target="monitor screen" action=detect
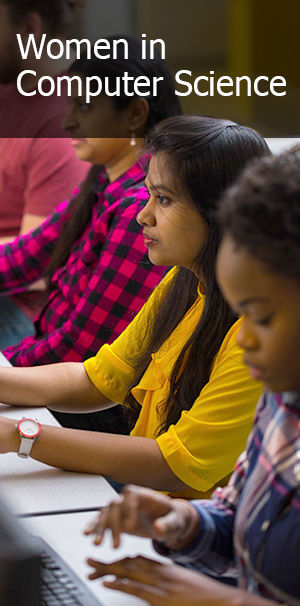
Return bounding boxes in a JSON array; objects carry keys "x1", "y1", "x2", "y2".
[{"x1": 0, "y1": 491, "x2": 41, "y2": 606}]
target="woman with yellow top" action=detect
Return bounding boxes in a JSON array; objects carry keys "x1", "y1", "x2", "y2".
[{"x1": 0, "y1": 116, "x2": 270, "y2": 498}]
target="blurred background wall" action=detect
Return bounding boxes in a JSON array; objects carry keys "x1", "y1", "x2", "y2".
[
  {"x1": 78, "y1": 0, "x2": 135, "y2": 39},
  {"x1": 77, "y1": 0, "x2": 300, "y2": 136}
]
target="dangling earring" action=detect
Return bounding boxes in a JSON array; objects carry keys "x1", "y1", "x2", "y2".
[{"x1": 130, "y1": 131, "x2": 137, "y2": 147}]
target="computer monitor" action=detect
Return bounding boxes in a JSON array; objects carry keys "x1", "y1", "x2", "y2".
[{"x1": 0, "y1": 491, "x2": 41, "y2": 606}]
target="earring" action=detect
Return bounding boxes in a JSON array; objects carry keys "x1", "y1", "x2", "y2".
[{"x1": 130, "y1": 132, "x2": 137, "y2": 147}]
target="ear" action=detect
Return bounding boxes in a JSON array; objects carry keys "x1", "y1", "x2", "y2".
[
  {"x1": 127, "y1": 98, "x2": 150, "y2": 136},
  {"x1": 21, "y1": 11, "x2": 44, "y2": 41}
]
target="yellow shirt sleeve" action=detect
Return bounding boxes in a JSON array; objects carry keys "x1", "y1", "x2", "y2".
[
  {"x1": 84, "y1": 267, "x2": 176, "y2": 402},
  {"x1": 84, "y1": 268, "x2": 262, "y2": 500},
  {"x1": 156, "y1": 318, "x2": 263, "y2": 498}
]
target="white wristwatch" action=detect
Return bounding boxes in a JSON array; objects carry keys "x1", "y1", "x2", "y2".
[{"x1": 16, "y1": 418, "x2": 42, "y2": 458}]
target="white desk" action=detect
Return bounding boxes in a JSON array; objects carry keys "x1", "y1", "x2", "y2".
[
  {"x1": 0, "y1": 351, "x2": 116, "y2": 515},
  {"x1": 265, "y1": 137, "x2": 300, "y2": 154},
  {"x1": 0, "y1": 351, "x2": 12, "y2": 367},
  {"x1": 0, "y1": 352, "x2": 165, "y2": 605},
  {"x1": 0, "y1": 403, "x2": 116, "y2": 516},
  {"x1": 24, "y1": 510, "x2": 167, "y2": 606}
]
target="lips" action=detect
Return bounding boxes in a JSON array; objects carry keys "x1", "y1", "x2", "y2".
[
  {"x1": 70, "y1": 138, "x2": 85, "y2": 147},
  {"x1": 143, "y1": 232, "x2": 158, "y2": 246},
  {"x1": 244, "y1": 359, "x2": 266, "y2": 381}
]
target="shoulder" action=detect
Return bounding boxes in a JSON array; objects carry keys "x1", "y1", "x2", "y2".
[
  {"x1": 154, "y1": 266, "x2": 178, "y2": 291},
  {"x1": 118, "y1": 182, "x2": 148, "y2": 209},
  {"x1": 213, "y1": 317, "x2": 247, "y2": 368},
  {"x1": 48, "y1": 199, "x2": 72, "y2": 224},
  {"x1": 131, "y1": 267, "x2": 178, "y2": 319},
  {"x1": 222, "y1": 316, "x2": 243, "y2": 346},
  {"x1": 114, "y1": 156, "x2": 149, "y2": 209},
  {"x1": 209, "y1": 316, "x2": 264, "y2": 403}
]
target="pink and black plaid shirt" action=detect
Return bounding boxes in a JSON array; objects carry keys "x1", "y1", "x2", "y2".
[{"x1": 1, "y1": 156, "x2": 166, "y2": 366}]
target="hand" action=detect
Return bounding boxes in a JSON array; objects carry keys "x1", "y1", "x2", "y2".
[
  {"x1": 0, "y1": 415, "x2": 19, "y2": 454},
  {"x1": 85, "y1": 484, "x2": 200, "y2": 549},
  {"x1": 87, "y1": 556, "x2": 238, "y2": 606}
]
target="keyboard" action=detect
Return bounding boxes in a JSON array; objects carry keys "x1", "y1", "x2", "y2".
[{"x1": 34, "y1": 536, "x2": 102, "y2": 606}]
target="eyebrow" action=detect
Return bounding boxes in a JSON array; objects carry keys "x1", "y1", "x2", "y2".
[
  {"x1": 238, "y1": 297, "x2": 271, "y2": 308},
  {"x1": 70, "y1": 96, "x2": 88, "y2": 103},
  {"x1": 145, "y1": 177, "x2": 175, "y2": 196}
]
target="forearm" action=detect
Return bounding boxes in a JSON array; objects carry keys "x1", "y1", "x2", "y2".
[
  {"x1": 0, "y1": 363, "x2": 110, "y2": 412},
  {"x1": 224, "y1": 587, "x2": 279, "y2": 606},
  {"x1": 0, "y1": 236, "x2": 15, "y2": 244},
  {"x1": 7, "y1": 420, "x2": 186, "y2": 491},
  {"x1": 20, "y1": 213, "x2": 48, "y2": 235}
]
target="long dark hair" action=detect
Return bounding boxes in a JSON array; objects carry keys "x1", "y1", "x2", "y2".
[
  {"x1": 123, "y1": 115, "x2": 271, "y2": 435},
  {"x1": 46, "y1": 35, "x2": 182, "y2": 283}
]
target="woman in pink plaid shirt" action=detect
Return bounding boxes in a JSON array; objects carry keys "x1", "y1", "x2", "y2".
[{"x1": 0, "y1": 35, "x2": 181, "y2": 433}]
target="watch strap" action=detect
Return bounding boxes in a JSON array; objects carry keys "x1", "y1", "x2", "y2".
[{"x1": 18, "y1": 436, "x2": 36, "y2": 458}]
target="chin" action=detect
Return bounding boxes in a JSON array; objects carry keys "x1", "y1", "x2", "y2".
[
  {"x1": 147, "y1": 252, "x2": 163, "y2": 266},
  {"x1": 75, "y1": 150, "x2": 89, "y2": 162}
]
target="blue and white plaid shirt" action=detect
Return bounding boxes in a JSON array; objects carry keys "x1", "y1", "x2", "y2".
[{"x1": 157, "y1": 391, "x2": 300, "y2": 605}]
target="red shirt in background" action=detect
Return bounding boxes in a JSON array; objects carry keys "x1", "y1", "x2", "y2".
[
  {"x1": 0, "y1": 78, "x2": 89, "y2": 321},
  {"x1": 0, "y1": 77, "x2": 89, "y2": 237},
  {"x1": 0, "y1": 137, "x2": 89, "y2": 237}
]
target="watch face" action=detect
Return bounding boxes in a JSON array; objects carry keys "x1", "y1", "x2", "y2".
[{"x1": 18, "y1": 418, "x2": 41, "y2": 439}]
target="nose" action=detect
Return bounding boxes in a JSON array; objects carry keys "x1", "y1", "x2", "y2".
[
  {"x1": 62, "y1": 105, "x2": 78, "y2": 133},
  {"x1": 137, "y1": 196, "x2": 156, "y2": 227},
  {"x1": 237, "y1": 317, "x2": 259, "y2": 352}
]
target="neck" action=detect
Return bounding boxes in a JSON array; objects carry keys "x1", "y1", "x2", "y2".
[{"x1": 190, "y1": 264, "x2": 206, "y2": 287}]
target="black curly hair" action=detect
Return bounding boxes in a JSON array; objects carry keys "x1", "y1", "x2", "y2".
[{"x1": 217, "y1": 146, "x2": 300, "y2": 282}]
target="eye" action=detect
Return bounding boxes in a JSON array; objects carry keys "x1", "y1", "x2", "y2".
[
  {"x1": 77, "y1": 101, "x2": 90, "y2": 111},
  {"x1": 157, "y1": 194, "x2": 171, "y2": 206},
  {"x1": 256, "y1": 314, "x2": 274, "y2": 326}
]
